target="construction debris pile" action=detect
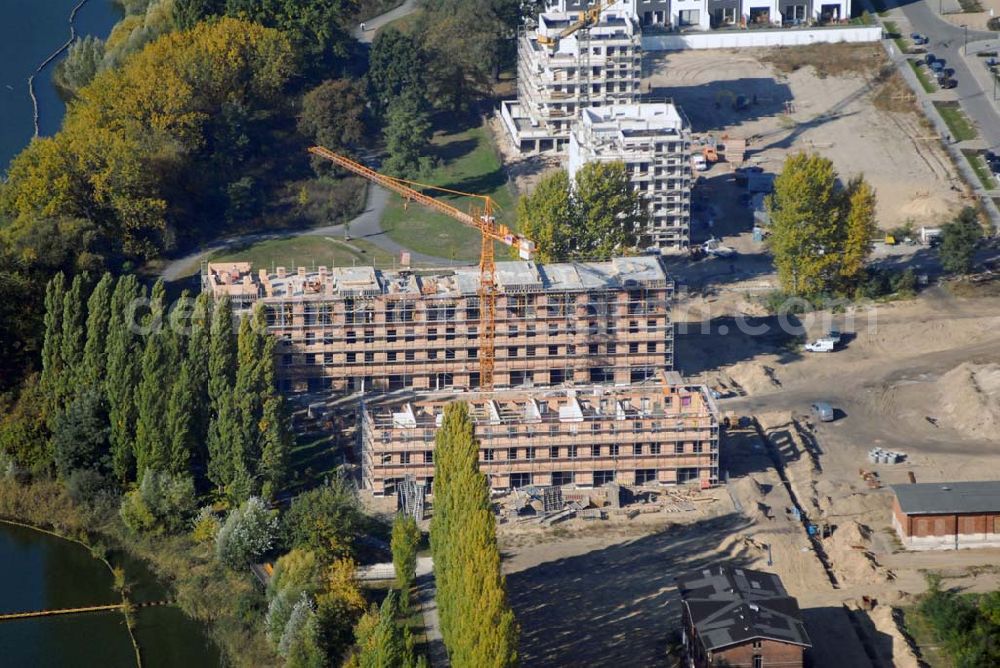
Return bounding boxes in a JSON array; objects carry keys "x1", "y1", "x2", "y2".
[{"x1": 495, "y1": 483, "x2": 713, "y2": 526}]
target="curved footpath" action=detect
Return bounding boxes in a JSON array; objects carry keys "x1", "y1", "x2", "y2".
[
  {"x1": 352, "y1": 0, "x2": 419, "y2": 43},
  {"x1": 159, "y1": 184, "x2": 463, "y2": 282}
]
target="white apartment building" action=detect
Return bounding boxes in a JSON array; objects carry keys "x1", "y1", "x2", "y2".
[
  {"x1": 547, "y1": 0, "x2": 851, "y2": 29},
  {"x1": 500, "y1": 7, "x2": 642, "y2": 153},
  {"x1": 568, "y1": 103, "x2": 692, "y2": 251}
]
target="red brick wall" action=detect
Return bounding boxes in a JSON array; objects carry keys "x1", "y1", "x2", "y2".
[
  {"x1": 892, "y1": 497, "x2": 910, "y2": 536},
  {"x1": 899, "y1": 511, "x2": 1000, "y2": 542},
  {"x1": 710, "y1": 639, "x2": 805, "y2": 667}
]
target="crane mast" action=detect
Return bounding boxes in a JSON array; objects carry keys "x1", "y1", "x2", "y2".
[{"x1": 307, "y1": 146, "x2": 535, "y2": 391}]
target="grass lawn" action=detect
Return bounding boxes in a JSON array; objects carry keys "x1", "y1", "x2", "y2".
[
  {"x1": 962, "y1": 149, "x2": 997, "y2": 189},
  {"x1": 883, "y1": 21, "x2": 909, "y2": 54},
  {"x1": 375, "y1": 7, "x2": 422, "y2": 35},
  {"x1": 908, "y1": 59, "x2": 936, "y2": 93},
  {"x1": 380, "y1": 123, "x2": 517, "y2": 264},
  {"x1": 211, "y1": 235, "x2": 406, "y2": 272},
  {"x1": 958, "y1": 0, "x2": 984, "y2": 11},
  {"x1": 287, "y1": 433, "x2": 339, "y2": 494},
  {"x1": 900, "y1": 606, "x2": 954, "y2": 667},
  {"x1": 934, "y1": 102, "x2": 978, "y2": 141}
]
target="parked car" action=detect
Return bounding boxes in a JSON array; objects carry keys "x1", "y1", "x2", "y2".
[
  {"x1": 924, "y1": 53, "x2": 936, "y2": 65},
  {"x1": 930, "y1": 60, "x2": 945, "y2": 73},
  {"x1": 804, "y1": 338, "x2": 837, "y2": 353},
  {"x1": 811, "y1": 402, "x2": 835, "y2": 422},
  {"x1": 911, "y1": 33, "x2": 928, "y2": 45},
  {"x1": 939, "y1": 77, "x2": 957, "y2": 89}
]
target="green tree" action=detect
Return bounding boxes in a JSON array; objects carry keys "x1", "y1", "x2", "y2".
[
  {"x1": 216, "y1": 496, "x2": 278, "y2": 568},
  {"x1": 258, "y1": 396, "x2": 291, "y2": 500},
  {"x1": 391, "y1": 514, "x2": 420, "y2": 607},
  {"x1": 282, "y1": 480, "x2": 365, "y2": 560},
  {"x1": 164, "y1": 362, "x2": 195, "y2": 474},
  {"x1": 207, "y1": 296, "x2": 237, "y2": 490},
  {"x1": 315, "y1": 558, "x2": 368, "y2": 662},
  {"x1": 224, "y1": 0, "x2": 356, "y2": 75},
  {"x1": 840, "y1": 177, "x2": 878, "y2": 293},
  {"x1": 516, "y1": 170, "x2": 573, "y2": 263},
  {"x1": 382, "y1": 90, "x2": 432, "y2": 179},
  {"x1": 81, "y1": 272, "x2": 114, "y2": 390},
  {"x1": 54, "y1": 36, "x2": 105, "y2": 98},
  {"x1": 0, "y1": 374, "x2": 51, "y2": 473},
  {"x1": 59, "y1": 272, "x2": 88, "y2": 401},
  {"x1": 939, "y1": 206, "x2": 983, "y2": 275},
  {"x1": 107, "y1": 275, "x2": 143, "y2": 483},
  {"x1": 299, "y1": 78, "x2": 368, "y2": 153},
  {"x1": 355, "y1": 590, "x2": 406, "y2": 668},
  {"x1": 766, "y1": 153, "x2": 877, "y2": 297},
  {"x1": 366, "y1": 28, "x2": 426, "y2": 119},
  {"x1": 431, "y1": 402, "x2": 518, "y2": 667},
  {"x1": 39, "y1": 272, "x2": 67, "y2": 418},
  {"x1": 187, "y1": 292, "x2": 213, "y2": 464},
  {"x1": 51, "y1": 388, "x2": 110, "y2": 479},
  {"x1": 573, "y1": 161, "x2": 646, "y2": 259},
  {"x1": 280, "y1": 594, "x2": 325, "y2": 667},
  {"x1": 515, "y1": 163, "x2": 644, "y2": 261},
  {"x1": 173, "y1": 0, "x2": 224, "y2": 30},
  {"x1": 134, "y1": 329, "x2": 177, "y2": 477}
]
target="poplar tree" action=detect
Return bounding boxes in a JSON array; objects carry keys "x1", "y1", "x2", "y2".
[
  {"x1": 165, "y1": 362, "x2": 195, "y2": 474},
  {"x1": 107, "y1": 276, "x2": 142, "y2": 483},
  {"x1": 134, "y1": 330, "x2": 175, "y2": 476},
  {"x1": 40, "y1": 273, "x2": 66, "y2": 420},
  {"x1": 81, "y1": 272, "x2": 114, "y2": 390},
  {"x1": 59, "y1": 272, "x2": 88, "y2": 402},
  {"x1": 207, "y1": 296, "x2": 237, "y2": 490},
  {"x1": 187, "y1": 292, "x2": 213, "y2": 457},
  {"x1": 392, "y1": 514, "x2": 421, "y2": 609},
  {"x1": 431, "y1": 402, "x2": 518, "y2": 667},
  {"x1": 840, "y1": 177, "x2": 878, "y2": 293},
  {"x1": 258, "y1": 396, "x2": 290, "y2": 501},
  {"x1": 356, "y1": 590, "x2": 406, "y2": 668}
]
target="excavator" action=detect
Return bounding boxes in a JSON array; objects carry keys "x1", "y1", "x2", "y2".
[
  {"x1": 308, "y1": 146, "x2": 535, "y2": 392},
  {"x1": 536, "y1": 0, "x2": 618, "y2": 48}
]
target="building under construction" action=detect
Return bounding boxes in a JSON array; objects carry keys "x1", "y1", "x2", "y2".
[
  {"x1": 203, "y1": 256, "x2": 675, "y2": 394},
  {"x1": 500, "y1": 6, "x2": 642, "y2": 153},
  {"x1": 360, "y1": 380, "x2": 720, "y2": 495}
]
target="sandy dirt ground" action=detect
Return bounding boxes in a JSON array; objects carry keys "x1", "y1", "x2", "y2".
[
  {"x1": 645, "y1": 46, "x2": 966, "y2": 232},
  {"x1": 500, "y1": 284, "x2": 1000, "y2": 667}
]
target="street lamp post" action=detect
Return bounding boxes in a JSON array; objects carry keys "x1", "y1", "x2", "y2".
[{"x1": 962, "y1": 24, "x2": 968, "y2": 55}]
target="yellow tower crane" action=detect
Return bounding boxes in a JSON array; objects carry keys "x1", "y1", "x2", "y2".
[
  {"x1": 536, "y1": 0, "x2": 618, "y2": 48},
  {"x1": 308, "y1": 146, "x2": 535, "y2": 391}
]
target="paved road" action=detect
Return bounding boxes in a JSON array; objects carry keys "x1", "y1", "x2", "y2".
[
  {"x1": 353, "y1": 0, "x2": 419, "y2": 43},
  {"x1": 893, "y1": 2, "x2": 1000, "y2": 149}
]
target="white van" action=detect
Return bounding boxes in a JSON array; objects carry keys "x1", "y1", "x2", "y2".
[{"x1": 804, "y1": 337, "x2": 836, "y2": 353}]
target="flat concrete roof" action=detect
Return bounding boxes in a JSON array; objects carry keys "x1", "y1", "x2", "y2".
[
  {"x1": 207, "y1": 256, "x2": 671, "y2": 301},
  {"x1": 892, "y1": 481, "x2": 1000, "y2": 515}
]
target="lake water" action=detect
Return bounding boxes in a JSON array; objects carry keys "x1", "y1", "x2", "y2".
[
  {"x1": 0, "y1": 522, "x2": 221, "y2": 667},
  {"x1": 0, "y1": 0, "x2": 122, "y2": 171}
]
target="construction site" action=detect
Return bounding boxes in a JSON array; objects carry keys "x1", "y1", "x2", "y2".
[
  {"x1": 193, "y1": 3, "x2": 1000, "y2": 667},
  {"x1": 203, "y1": 255, "x2": 675, "y2": 394},
  {"x1": 360, "y1": 379, "x2": 719, "y2": 495}
]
